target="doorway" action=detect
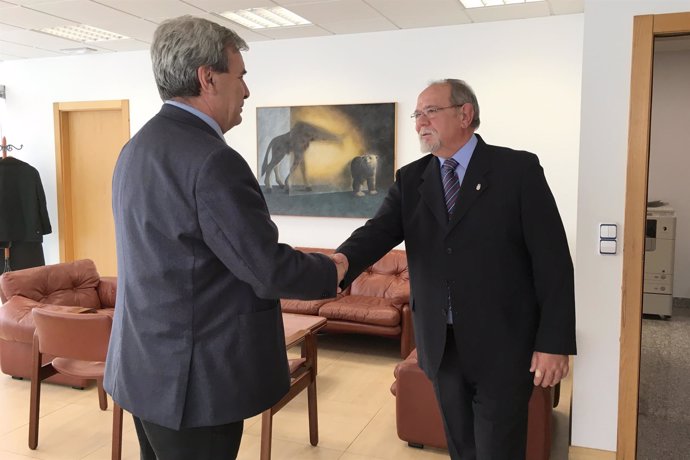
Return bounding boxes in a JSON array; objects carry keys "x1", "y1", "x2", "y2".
[
  {"x1": 618, "y1": 12, "x2": 690, "y2": 460},
  {"x1": 53, "y1": 100, "x2": 129, "y2": 277},
  {"x1": 636, "y1": 34, "x2": 690, "y2": 460}
]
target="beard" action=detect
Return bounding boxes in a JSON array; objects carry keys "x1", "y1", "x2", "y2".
[{"x1": 418, "y1": 131, "x2": 440, "y2": 153}]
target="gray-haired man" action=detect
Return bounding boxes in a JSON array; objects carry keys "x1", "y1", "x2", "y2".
[{"x1": 104, "y1": 16, "x2": 344, "y2": 459}]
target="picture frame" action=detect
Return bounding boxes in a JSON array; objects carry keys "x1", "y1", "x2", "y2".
[{"x1": 256, "y1": 102, "x2": 396, "y2": 218}]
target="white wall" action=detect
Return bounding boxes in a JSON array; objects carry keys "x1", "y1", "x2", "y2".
[
  {"x1": 573, "y1": 0, "x2": 690, "y2": 451},
  {"x1": 648, "y1": 49, "x2": 690, "y2": 299},
  {"x1": 0, "y1": 50, "x2": 161, "y2": 263},
  {"x1": 0, "y1": 14, "x2": 583, "y2": 266},
  {"x1": 0, "y1": 88, "x2": 7, "y2": 140},
  {"x1": 240, "y1": 18, "x2": 583, "y2": 252}
]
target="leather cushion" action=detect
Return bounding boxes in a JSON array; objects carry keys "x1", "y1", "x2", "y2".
[
  {"x1": 350, "y1": 250, "x2": 409, "y2": 304},
  {"x1": 96, "y1": 277, "x2": 117, "y2": 308},
  {"x1": 318, "y1": 295, "x2": 400, "y2": 326},
  {"x1": 0, "y1": 296, "x2": 113, "y2": 344},
  {"x1": 52, "y1": 357, "x2": 105, "y2": 380},
  {"x1": 0, "y1": 259, "x2": 101, "y2": 307},
  {"x1": 281, "y1": 298, "x2": 331, "y2": 315},
  {"x1": 0, "y1": 295, "x2": 40, "y2": 343}
]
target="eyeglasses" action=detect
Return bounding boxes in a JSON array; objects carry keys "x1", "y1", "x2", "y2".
[{"x1": 410, "y1": 103, "x2": 465, "y2": 120}]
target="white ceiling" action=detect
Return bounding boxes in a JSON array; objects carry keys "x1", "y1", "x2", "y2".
[{"x1": 0, "y1": 0, "x2": 585, "y2": 62}]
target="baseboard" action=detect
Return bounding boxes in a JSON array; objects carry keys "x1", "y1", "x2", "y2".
[{"x1": 569, "y1": 445, "x2": 616, "y2": 459}]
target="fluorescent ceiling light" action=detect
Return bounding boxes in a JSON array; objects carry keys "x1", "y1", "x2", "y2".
[
  {"x1": 39, "y1": 25, "x2": 128, "y2": 42},
  {"x1": 59, "y1": 47, "x2": 99, "y2": 55},
  {"x1": 460, "y1": 0, "x2": 542, "y2": 8},
  {"x1": 220, "y1": 7, "x2": 311, "y2": 29}
]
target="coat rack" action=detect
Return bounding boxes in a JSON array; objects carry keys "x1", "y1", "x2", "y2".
[
  {"x1": 1, "y1": 136, "x2": 24, "y2": 272},
  {"x1": 1, "y1": 135, "x2": 23, "y2": 159}
]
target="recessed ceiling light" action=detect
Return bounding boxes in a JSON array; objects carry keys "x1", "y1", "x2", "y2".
[
  {"x1": 460, "y1": 0, "x2": 542, "y2": 8},
  {"x1": 39, "y1": 25, "x2": 128, "y2": 42},
  {"x1": 219, "y1": 7, "x2": 311, "y2": 29},
  {"x1": 59, "y1": 47, "x2": 99, "y2": 55}
]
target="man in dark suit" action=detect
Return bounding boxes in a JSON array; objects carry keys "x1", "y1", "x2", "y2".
[
  {"x1": 103, "y1": 16, "x2": 344, "y2": 460},
  {"x1": 334, "y1": 79, "x2": 576, "y2": 459}
]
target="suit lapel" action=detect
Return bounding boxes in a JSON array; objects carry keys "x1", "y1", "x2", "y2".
[
  {"x1": 418, "y1": 157, "x2": 448, "y2": 226},
  {"x1": 447, "y1": 137, "x2": 492, "y2": 232}
]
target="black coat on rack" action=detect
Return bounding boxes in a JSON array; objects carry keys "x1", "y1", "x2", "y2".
[
  {"x1": 0, "y1": 156, "x2": 52, "y2": 242},
  {"x1": 0, "y1": 152, "x2": 52, "y2": 271}
]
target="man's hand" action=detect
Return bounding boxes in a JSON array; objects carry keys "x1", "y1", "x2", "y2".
[
  {"x1": 329, "y1": 253, "x2": 349, "y2": 290},
  {"x1": 530, "y1": 351, "x2": 569, "y2": 387}
]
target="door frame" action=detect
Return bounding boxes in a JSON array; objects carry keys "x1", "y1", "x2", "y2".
[
  {"x1": 618, "y1": 12, "x2": 690, "y2": 460},
  {"x1": 53, "y1": 99, "x2": 130, "y2": 263}
]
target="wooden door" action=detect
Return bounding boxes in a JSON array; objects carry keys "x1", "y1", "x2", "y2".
[
  {"x1": 618, "y1": 12, "x2": 690, "y2": 460},
  {"x1": 54, "y1": 100, "x2": 129, "y2": 277}
]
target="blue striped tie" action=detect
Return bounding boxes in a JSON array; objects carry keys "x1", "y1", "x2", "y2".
[{"x1": 441, "y1": 158, "x2": 460, "y2": 218}]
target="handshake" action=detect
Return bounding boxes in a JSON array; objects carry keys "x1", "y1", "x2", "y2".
[{"x1": 329, "y1": 253, "x2": 349, "y2": 289}]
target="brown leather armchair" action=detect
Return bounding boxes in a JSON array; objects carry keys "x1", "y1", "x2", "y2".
[
  {"x1": 0, "y1": 259, "x2": 116, "y2": 386},
  {"x1": 391, "y1": 349, "x2": 558, "y2": 460}
]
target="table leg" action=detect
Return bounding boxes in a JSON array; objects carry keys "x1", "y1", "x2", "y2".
[
  {"x1": 305, "y1": 333, "x2": 319, "y2": 445},
  {"x1": 260, "y1": 410, "x2": 273, "y2": 460}
]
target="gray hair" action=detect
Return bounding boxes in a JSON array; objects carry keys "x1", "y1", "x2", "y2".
[
  {"x1": 151, "y1": 15, "x2": 248, "y2": 100},
  {"x1": 430, "y1": 78, "x2": 481, "y2": 129}
]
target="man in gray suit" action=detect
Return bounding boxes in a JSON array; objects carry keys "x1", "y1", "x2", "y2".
[{"x1": 104, "y1": 16, "x2": 344, "y2": 460}]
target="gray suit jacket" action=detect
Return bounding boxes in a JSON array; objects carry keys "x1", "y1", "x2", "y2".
[{"x1": 104, "y1": 104, "x2": 336, "y2": 429}]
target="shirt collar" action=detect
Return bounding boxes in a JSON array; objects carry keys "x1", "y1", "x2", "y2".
[
  {"x1": 165, "y1": 100, "x2": 225, "y2": 140},
  {"x1": 438, "y1": 133, "x2": 477, "y2": 170}
]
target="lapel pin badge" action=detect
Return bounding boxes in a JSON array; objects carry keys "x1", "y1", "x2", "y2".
[{"x1": 476, "y1": 183, "x2": 481, "y2": 191}]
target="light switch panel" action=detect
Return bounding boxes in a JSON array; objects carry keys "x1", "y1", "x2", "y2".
[
  {"x1": 600, "y1": 224, "x2": 617, "y2": 239},
  {"x1": 600, "y1": 239, "x2": 617, "y2": 255}
]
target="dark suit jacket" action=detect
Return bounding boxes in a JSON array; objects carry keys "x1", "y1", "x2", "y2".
[
  {"x1": 104, "y1": 104, "x2": 337, "y2": 430},
  {"x1": 0, "y1": 157, "x2": 52, "y2": 242},
  {"x1": 337, "y1": 135, "x2": 576, "y2": 382}
]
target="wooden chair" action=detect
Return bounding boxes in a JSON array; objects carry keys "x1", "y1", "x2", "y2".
[
  {"x1": 260, "y1": 329, "x2": 318, "y2": 460},
  {"x1": 30, "y1": 308, "x2": 123, "y2": 460}
]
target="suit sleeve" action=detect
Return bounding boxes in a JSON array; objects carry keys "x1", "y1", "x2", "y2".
[
  {"x1": 520, "y1": 155, "x2": 576, "y2": 355},
  {"x1": 336, "y1": 169, "x2": 405, "y2": 287},
  {"x1": 195, "y1": 147, "x2": 337, "y2": 301}
]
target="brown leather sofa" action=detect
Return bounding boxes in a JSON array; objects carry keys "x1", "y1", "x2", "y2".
[
  {"x1": 0, "y1": 259, "x2": 116, "y2": 386},
  {"x1": 391, "y1": 349, "x2": 558, "y2": 460},
  {"x1": 281, "y1": 247, "x2": 414, "y2": 358}
]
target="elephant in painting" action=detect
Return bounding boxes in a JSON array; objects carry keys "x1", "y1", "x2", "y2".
[{"x1": 261, "y1": 121, "x2": 340, "y2": 193}]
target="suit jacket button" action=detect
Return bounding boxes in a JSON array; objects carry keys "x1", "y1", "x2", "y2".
[{"x1": 446, "y1": 248, "x2": 453, "y2": 254}]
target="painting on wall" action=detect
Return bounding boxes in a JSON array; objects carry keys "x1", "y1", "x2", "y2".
[{"x1": 256, "y1": 102, "x2": 396, "y2": 218}]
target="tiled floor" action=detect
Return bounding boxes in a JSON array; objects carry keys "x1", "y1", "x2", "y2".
[
  {"x1": 0, "y1": 334, "x2": 572, "y2": 459},
  {"x1": 637, "y1": 306, "x2": 690, "y2": 460}
]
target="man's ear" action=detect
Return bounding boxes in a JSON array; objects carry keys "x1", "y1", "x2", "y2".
[
  {"x1": 197, "y1": 66, "x2": 215, "y2": 92},
  {"x1": 460, "y1": 104, "x2": 474, "y2": 129}
]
